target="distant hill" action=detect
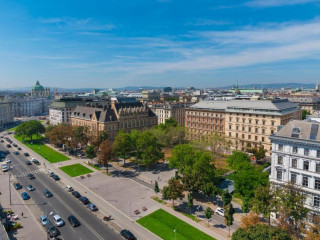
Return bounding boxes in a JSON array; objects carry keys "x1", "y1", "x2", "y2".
[{"x1": 222, "y1": 83, "x2": 317, "y2": 90}]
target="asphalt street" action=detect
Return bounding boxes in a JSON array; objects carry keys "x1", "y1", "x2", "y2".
[{"x1": 0, "y1": 140, "x2": 122, "y2": 240}]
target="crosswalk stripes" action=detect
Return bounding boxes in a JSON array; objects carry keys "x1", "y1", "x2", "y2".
[{"x1": 14, "y1": 168, "x2": 44, "y2": 179}]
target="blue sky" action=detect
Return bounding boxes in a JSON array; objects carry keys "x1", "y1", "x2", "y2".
[{"x1": 0, "y1": 0, "x2": 320, "y2": 88}]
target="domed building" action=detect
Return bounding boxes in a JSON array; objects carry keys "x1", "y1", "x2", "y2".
[{"x1": 30, "y1": 81, "x2": 50, "y2": 97}]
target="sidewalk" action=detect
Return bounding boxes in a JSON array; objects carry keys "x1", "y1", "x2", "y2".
[{"x1": 0, "y1": 175, "x2": 46, "y2": 240}]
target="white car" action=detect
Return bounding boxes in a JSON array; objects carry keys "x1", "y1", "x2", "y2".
[
  {"x1": 5, "y1": 159, "x2": 11, "y2": 163},
  {"x1": 215, "y1": 207, "x2": 225, "y2": 216},
  {"x1": 1, "y1": 164, "x2": 8, "y2": 172},
  {"x1": 52, "y1": 214, "x2": 65, "y2": 227},
  {"x1": 65, "y1": 185, "x2": 74, "y2": 192},
  {"x1": 27, "y1": 184, "x2": 35, "y2": 191}
]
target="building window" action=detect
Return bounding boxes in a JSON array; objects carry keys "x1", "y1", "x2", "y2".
[
  {"x1": 262, "y1": 137, "x2": 265, "y2": 142},
  {"x1": 317, "y1": 150, "x2": 320, "y2": 158},
  {"x1": 292, "y1": 158, "x2": 297, "y2": 168},
  {"x1": 278, "y1": 144, "x2": 283, "y2": 151},
  {"x1": 291, "y1": 173, "x2": 297, "y2": 184},
  {"x1": 278, "y1": 156, "x2": 283, "y2": 165},
  {"x1": 277, "y1": 170, "x2": 282, "y2": 181},
  {"x1": 314, "y1": 196, "x2": 320, "y2": 207},
  {"x1": 304, "y1": 161, "x2": 309, "y2": 171},
  {"x1": 255, "y1": 128, "x2": 258, "y2": 133},
  {"x1": 302, "y1": 176, "x2": 309, "y2": 187},
  {"x1": 315, "y1": 178, "x2": 320, "y2": 190},
  {"x1": 262, "y1": 129, "x2": 265, "y2": 134},
  {"x1": 304, "y1": 148, "x2": 310, "y2": 156},
  {"x1": 316, "y1": 163, "x2": 320, "y2": 173},
  {"x1": 293, "y1": 147, "x2": 298, "y2": 154}
]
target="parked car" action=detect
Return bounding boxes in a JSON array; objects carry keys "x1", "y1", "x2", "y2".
[
  {"x1": 33, "y1": 159, "x2": 40, "y2": 165},
  {"x1": 120, "y1": 229, "x2": 137, "y2": 240},
  {"x1": 6, "y1": 144, "x2": 11, "y2": 148},
  {"x1": 28, "y1": 173, "x2": 35, "y2": 179},
  {"x1": 65, "y1": 185, "x2": 74, "y2": 192},
  {"x1": 215, "y1": 207, "x2": 225, "y2": 216},
  {"x1": 5, "y1": 158, "x2": 11, "y2": 163},
  {"x1": 24, "y1": 152, "x2": 29, "y2": 156},
  {"x1": 14, "y1": 182, "x2": 22, "y2": 190},
  {"x1": 52, "y1": 175, "x2": 60, "y2": 181},
  {"x1": 87, "y1": 203, "x2": 98, "y2": 211},
  {"x1": 25, "y1": 160, "x2": 32, "y2": 165},
  {"x1": 39, "y1": 215, "x2": 48, "y2": 226},
  {"x1": 67, "y1": 215, "x2": 80, "y2": 227},
  {"x1": 13, "y1": 151, "x2": 19, "y2": 155},
  {"x1": 79, "y1": 196, "x2": 89, "y2": 205},
  {"x1": 52, "y1": 214, "x2": 65, "y2": 227},
  {"x1": 4, "y1": 150, "x2": 9, "y2": 155},
  {"x1": 0, "y1": 140, "x2": 4, "y2": 143},
  {"x1": 72, "y1": 191, "x2": 81, "y2": 198},
  {"x1": 48, "y1": 226, "x2": 60, "y2": 238},
  {"x1": 22, "y1": 192, "x2": 30, "y2": 200},
  {"x1": 44, "y1": 189, "x2": 53, "y2": 198},
  {"x1": 12, "y1": 143, "x2": 17, "y2": 147},
  {"x1": 17, "y1": 147, "x2": 22, "y2": 150},
  {"x1": 48, "y1": 171, "x2": 55, "y2": 177},
  {"x1": 1, "y1": 164, "x2": 8, "y2": 172},
  {"x1": 27, "y1": 184, "x2": 35, "y2": 191}
]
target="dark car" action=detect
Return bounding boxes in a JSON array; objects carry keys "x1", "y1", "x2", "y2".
[
  {"x1": 28, "y1": 173, "x2": 35, "y2": 179},
  {"x1": 13, "y1": 151, "x2": 19, "y2": 155},
  {"x1": 14, "y1": 183, "x2": 22, "y2": 190},
  {"x1": 48, "y1": 226, "x2": 60, "y2": 238},
  {"x1": 6, "y1": 144, "x2": 11, "y2": 148},
  {"x1": 79, "y1": 196, "x2": 89, "y2": 205},
  {"x1": 67, "y1": 215, "x2": 80, "y2": 227},
  {"x1": 72, "y1": 191, "x2": 81, "y2": 198},
  {"x1": 0, "y1": 140, "x2": 4, "y2": 143},
  {"x1": 120, "y1": 230, "x2": 137, "y2": 240},
  {"x1": 52, "y1": 175, "x2": 60, "y2": 181},
  {"x1": 44, "y1": 189, "x2": 53, "y2": 198},
  {"x1": 4, "y1": 150, "x2": 9, "y2": 155},
  {"x1": 25, "y1": 160, "x2": 32, "y2": 165},
  {"x1": 33, "y1": 159, "x2": 40, "y2": 165},
  {"x1": 12, "y1": 143, "x2": 17, "y2": 147},
  {"x1": 17, "y1": 147, "x2": 22, "y2": 150},
  {"x1": 24, "y1": 152, "x2": 29, "y2": 157}
]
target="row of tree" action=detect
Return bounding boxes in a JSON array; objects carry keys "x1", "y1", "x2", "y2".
[{"x1": 15, "y1": 120, "x2": 45, "y2": 141}]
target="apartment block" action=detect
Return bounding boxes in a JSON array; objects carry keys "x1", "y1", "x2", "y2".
[{"x1": 149, "y1": 103, "x2": 186, "y2": 126}]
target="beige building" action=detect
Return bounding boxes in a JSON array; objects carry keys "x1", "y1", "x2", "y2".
[
  {"x1": 70, "y1": 99, "x2": 157, "y2": 139},
  {"x1": 187, "y1": 99, "x2": 301, "y2": 155},
  {"x1": 142, "y1": 90, "x2": 160, "y2": 101},
  {"x1": 149, "y1": 103, "x2": 186, "y2": 126},
  {"x1": 288, "y1": 94, "x2": 320, "y2": 114},
  {"x1": 0, "y1": 100, "x2": 13, "y2": 127}
]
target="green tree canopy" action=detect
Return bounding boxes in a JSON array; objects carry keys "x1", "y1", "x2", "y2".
[
  {"x1": 15, "y1": 120, "x2": 45, "y2": 140},
  {"x1": 162, "y1": 178, "x2": 184, "y2": 206},
  {"x1": 232, "y1": 224, "x2": 291, "y2": 240},
  {"x1": 85, "y1": 145, "x2": 96, "y2": 161},
  {"x1": 226, "y1": 151, "x2": 251, "y2": 172}
]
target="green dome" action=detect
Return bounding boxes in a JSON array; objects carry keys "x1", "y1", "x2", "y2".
[{"x1": 32, "y1": 81, "x2": 45, "y2": 91}]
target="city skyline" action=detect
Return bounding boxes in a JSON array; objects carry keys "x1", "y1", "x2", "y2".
[{"x1": 0, "y1": 0, "x2": 320, "y2": 88}]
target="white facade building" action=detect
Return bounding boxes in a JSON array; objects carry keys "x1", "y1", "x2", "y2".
[
  {"x1": 148, "y1": 103, "x2": 186, "y2": 126},
  {"x1": 270, "y1": 120, "x2": 320, "y2": 216},
  {"x1": 12, "y1": 97, "x2": 52, "y2": 117}
]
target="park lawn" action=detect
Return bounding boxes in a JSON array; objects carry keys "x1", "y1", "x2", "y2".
[
  {"x1": 60, "y1": 164, "x2": 93, "y2": 177},
  {"x1": 7, "y1": 126, "x2": 18, "y2": 131},
  {"x1": 137, "y1": 209, "x2": 215, "y2": 240},
  {"x1": 14, "y1": 135, "x2": 70, "y2": 163}
]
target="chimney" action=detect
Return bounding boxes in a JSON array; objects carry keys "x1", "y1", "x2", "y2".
[{"x1": 111, "y1": 98, "x2": 116, "y2": 110}]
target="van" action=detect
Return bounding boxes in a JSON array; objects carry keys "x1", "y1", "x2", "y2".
[{"x1": 65, "y1": 185, "x2": 74, "y2": 192}]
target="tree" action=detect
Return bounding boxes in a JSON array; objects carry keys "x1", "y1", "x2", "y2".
[
  {"x1": 98, "y1": 140, "x2": 113, "y2": 172},
  {"x1": 204, "y1": 207, "x2": 213, "y2": 226},
  {"x1": 162, "y1": 178, "x2": 184, "y2": 207},
  {"x1": 85, "y1": 145, "x2": 96, "y2": 164},
  {"x1": 232, "y1": 224, "x2": 291, "y2": 240},
  {"x1": 305, "y1": 215, "x2": 320, "y2": 240},
  {"x1": 240, "y1": 212, "x2": 261, "y2": 229},
  {"x1": 113, "y1": 130, "x2": 133, "y2": 165},
  {"x1": 170, "y1": 144, "x2": 216, "y2": 193},
  {"x1": 242, "y1": 196, "x2": 251, "y2": 216},
  {"x1": 273, "y1": 183, "x2": 309, "y2": 236},
  {"x1": 15, "y1": 120, "x2": 45, "y2": 141},
  {"x1": 154, "y1": 181, "x2": 160, "y2": 193},
  {"x1": 73, "y1": 126, "x2": 90, "y2": 146},
  {"x1": 203, "y1": 182, "x2": 215, "y2": 201},
  {"x1": 226, "y1": 151, "x2": 251, "y2": 172},
  {"x1": 251, "y1": 185, "x2": 274, "y2": 225},
  {"x1": 136, "y1": 131, "x2": 164, "y2": 167},
  {"x1": 47, "y1": 124, "x2": 73, "y2": 147},
  {"x1": 187, "y1": 193, "x2": 193, "y2": 214},
  {"x1": 302, "y1": 110, "x2": 311, "y2": 120},
  {"x1": 224, "y1": 203, "x2": 235, "y2": 237},
  {"x1": 222, "y1": 191, "x2": 232, "y2": 206}
]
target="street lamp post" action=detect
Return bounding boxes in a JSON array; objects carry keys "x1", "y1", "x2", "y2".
[{"x1": 174, "y1": 229, "x2": 176, "y2": 240}]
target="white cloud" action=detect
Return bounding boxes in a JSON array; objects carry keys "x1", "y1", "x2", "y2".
[
  {"x1": 245, "y1": 0, "x2": 320, "y2": 7},
  {"x1": 187, "y1": 19, "x2": 231, "y2": 26}
]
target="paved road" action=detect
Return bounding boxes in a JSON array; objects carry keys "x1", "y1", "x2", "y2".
[{"x1": 0, "y1": 141, "x2": 122, "y2": 240}]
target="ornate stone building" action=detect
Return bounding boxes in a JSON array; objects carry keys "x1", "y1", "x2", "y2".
[
  {"x1": 70, "y1": 98, "x2": 157, "y2": 139},
  {"x1": 30, "y1": 80, "x2": 50, "y2": 97},
  {"x1": 186, "y1": 99, "x2": 301, "y2": 155},
  {"x1": 269, "y1": 120, "x2": 320, "y2": 217},
  {"x1": 148, "y1": 102, "x2": 187, "y2": 126},
  {"x1": 0, "y1": 99, "x2": 13, "y2": 128}
]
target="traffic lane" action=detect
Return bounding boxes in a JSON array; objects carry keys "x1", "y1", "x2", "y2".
[
  {"x1": 2, "y1": 143, "x2": 122, "y2": 240},
  {"x1": 6, "y1": 149, "x2": 109, "y2": 240}
]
